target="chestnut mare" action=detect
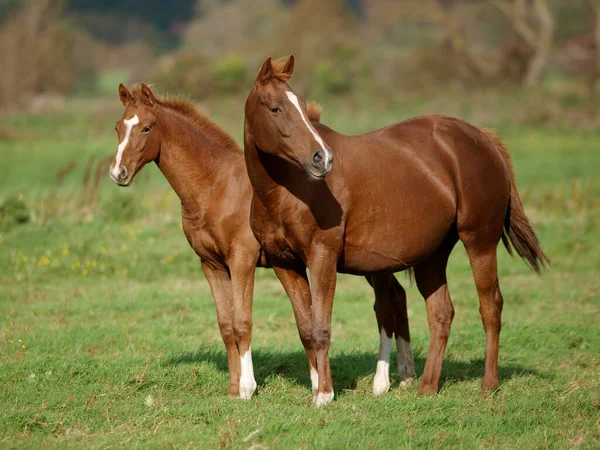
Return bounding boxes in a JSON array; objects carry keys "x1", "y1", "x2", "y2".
[
  {"x1": 109, "y1": 83, "x2": 415, "y2": 399},
  {"x1": 243, "y1": 56, "x2": 549, "y2": 406}
]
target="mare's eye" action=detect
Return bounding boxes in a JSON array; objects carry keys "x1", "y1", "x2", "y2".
[
  {"x1": 270, "y1": 106, "x2": 282, "y2": 113},
  {"x1": 142, "y1": 126, "x2": 151, "y2": 134}
]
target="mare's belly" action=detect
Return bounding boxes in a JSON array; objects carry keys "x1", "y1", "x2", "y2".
[{"x1": 341, "y1": 198, "x2": 455, "y2": 274}]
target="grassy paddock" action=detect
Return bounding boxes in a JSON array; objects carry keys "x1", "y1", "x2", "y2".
[{"x1": 0, "y1": 96, "x2": 599, "y2": 448}]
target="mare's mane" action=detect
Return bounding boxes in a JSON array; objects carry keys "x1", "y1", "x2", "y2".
[{"x1": 130, "y1": 86, "x2": 241, "y2": 153}]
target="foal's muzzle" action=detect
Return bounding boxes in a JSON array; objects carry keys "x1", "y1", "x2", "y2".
[{"x1": 109, "y1": 166, "x2": 131, "y2": 186}]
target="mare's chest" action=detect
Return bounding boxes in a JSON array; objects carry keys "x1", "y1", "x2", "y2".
[{"x1": 249, "y1": 194, "x2": 340, "y2": 266}]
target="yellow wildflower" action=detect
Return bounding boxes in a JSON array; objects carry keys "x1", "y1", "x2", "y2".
[
  {"x1": 82, "y1": 269, "x2": 89, "y2": 276},
  {"x1": 62, "y1": 248, "x2": 69, "y2": 256},
  {"x1": 167, "y1": 256, "x2": 174, "y2": 263},
  {"x1": 100, "y1": 247, "x2": 106, "y2": 254}
]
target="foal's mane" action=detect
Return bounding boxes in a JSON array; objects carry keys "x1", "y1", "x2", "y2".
[
  {"x1": 269, "y1": 58, "x2": 322, "y2": 123},
  {"x1": 131, "y1": 86, "x2": 241, "y2": 153}
]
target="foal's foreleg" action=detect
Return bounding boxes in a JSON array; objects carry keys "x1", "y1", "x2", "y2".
[
  {"x1": 229, "y1": 255, "x2": 258, "y2": 399},
  {"x1": 273, "y1": 266, "x2": 318, "y2": 396},
  {"x1": 201, "y1": 261, "x2": 241, "y2": 397},
  {"x1": 308, "y1": 252, "x2": 338, "y2": 407}
]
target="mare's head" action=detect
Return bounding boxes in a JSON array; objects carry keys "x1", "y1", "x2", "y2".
[
  {"x1": 245, "y1": 55, "x2": 333, "y2": 180},
  {"x1": 109, "y1": 83, "x2": 161, "y2": 186}
]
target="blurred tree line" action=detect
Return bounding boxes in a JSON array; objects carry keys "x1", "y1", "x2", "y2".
[{"x1": 0, "y1": 0, "x2": 599, "y2": 111}]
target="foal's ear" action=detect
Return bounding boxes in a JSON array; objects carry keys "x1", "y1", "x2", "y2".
[
  {"x1": 282, "y1": 55, "x2": 295, "y2": 78},
  {"x1": 118, "y1": 83, "x2": 132, "y2": 106},
  {"x1": 141, "y1": 83, "x2": 156, "y2": 106},
  {"x1": 257, "y1": 57, "x2": 273, "y2": 85}
]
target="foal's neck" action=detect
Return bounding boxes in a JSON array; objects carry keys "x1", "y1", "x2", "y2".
[{"x1": 156, "y1": 108, "x2": 243, "y2": 215}]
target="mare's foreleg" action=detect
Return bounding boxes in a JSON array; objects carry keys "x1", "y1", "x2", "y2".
[
  {"x1": 273, "y1": 266, "x2": 318, "y2": 397},
  {"x1": 308, "y1": 251, "x2": 338, "y2": 407}
]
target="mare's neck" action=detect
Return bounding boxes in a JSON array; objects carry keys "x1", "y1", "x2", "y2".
[{"x1": 156, "y1": 109, "x2": 242, "y2": 216}]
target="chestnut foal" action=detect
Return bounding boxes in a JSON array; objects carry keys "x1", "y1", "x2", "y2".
[
  {"x1": 109, "y1": 83, "x2": 415, "y2": 399},
  {"x1": 243, "y1": 56, "x2": 549, "y2": 406}
]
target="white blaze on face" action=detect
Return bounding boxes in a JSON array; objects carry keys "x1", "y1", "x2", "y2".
[
  {"x1": 373, "y1": 328, "x2": 392, "y2": 396},
  {"x1": 238, "y1": 346, "x2": 257, "y2": 400},
  {"x1": 112, "y1": 114, "x2": 140, "y2": 179},
  {"x1": 285, "y1": 91, "x2": 331, "y2": 161}
]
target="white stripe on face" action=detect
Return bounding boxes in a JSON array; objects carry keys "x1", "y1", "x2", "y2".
[
  {"x1": 285, "y1": 91, "x2": 331, "y2": 160},
  {"x1": 112, "y1": 114, "x2": 140, "y2": 178}
]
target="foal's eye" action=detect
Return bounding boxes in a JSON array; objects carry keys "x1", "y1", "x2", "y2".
[
  {"x1": 270, "y1": 106, "x2": 282, "y2": 113},
  {"x1": 142, "y1": 126, "x2": 151, "y2": 134}
]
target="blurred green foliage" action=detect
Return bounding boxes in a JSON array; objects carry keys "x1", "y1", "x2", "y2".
[
  {"x1": 0, "y1": 195, "x2": 29, "y2": 231},
  {"x1": 214, "y1": 54, "x2": 249, "y2": 94}
]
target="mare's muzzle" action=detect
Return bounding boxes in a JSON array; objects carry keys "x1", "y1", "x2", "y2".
[{"x1": 305, "y1": 148, "x2": 332, "y2": 180}]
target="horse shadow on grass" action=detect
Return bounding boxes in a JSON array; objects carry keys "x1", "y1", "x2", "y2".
[{"x1": 164, "y1": 347, "x2": 543, "y2": 397}]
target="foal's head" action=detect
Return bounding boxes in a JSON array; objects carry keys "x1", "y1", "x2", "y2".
[
  {"x1": 245, "y1": 56, "x2": 333, "y2": 180},
  {"x1": 110, "y1": 83, "x2": 160, "y2": 186}
]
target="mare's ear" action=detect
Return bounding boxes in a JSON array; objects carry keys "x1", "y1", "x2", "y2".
[
  {"x1": 282, "y1": 55, "x2": 295, "y2": 78},
  {"x1": 118, "y1": 83, "x2": 132, "y2": 106},
  {"x1": 257, "y1": 57, "x2": 273, "y2": 85},
  {"x1": 141, "y1": 83, "x2": 155, "y2": 106}
]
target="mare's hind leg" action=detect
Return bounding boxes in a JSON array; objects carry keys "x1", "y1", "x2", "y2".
[
  {"x1": 415, "y1": 240, "x2": 456, "y2": 395},
  {"x1": 369, "y1": 274, "x2": 415, "y2": 396},
  {"x1": 463, "y1": 243, "x2": 504, "y2": 392}
]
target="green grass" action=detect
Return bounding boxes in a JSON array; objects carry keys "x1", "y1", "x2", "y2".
[{"x1": 0, "y1": 96, "x2": 599, "y2": 449}]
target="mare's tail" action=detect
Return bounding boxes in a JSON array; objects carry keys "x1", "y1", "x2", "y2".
[{"x1": 481, "y1": 128, "x2": 551, "y2": 274}]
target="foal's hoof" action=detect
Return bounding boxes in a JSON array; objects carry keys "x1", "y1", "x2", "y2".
[
  {"x1": 399, "y1": 376, "x2": 415, "y2": 390},
  {"x1": 239, "y1": 379, "x2": 257, "y2": 400},
  {"x1": 314, "y1": 391, "x2": 334, "y2": 407},
  {"x1": 372, "y1": 375, "x2": 390, "y2": 396}
]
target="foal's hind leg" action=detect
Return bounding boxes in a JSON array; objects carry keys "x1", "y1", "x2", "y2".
[
  {"x1": 415, "y1": 243, "x2": 455, "y2": 395},
  {"x1": 369, "y1": 274, "x2": 415, "y2": 396},
  {"x1": 463, "y1": 244, "x2": 504, "y2": 392},
  {"x1": 389, "y1": 275, "x2": 416, "y2": 385},
  {"x1": 370, "y1": 274, "x2": 395, "y2": 396}
]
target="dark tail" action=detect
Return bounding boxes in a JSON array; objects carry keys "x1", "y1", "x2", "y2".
[{"x1": 482, "y1": 129, "x2": 551, "y2": 274}]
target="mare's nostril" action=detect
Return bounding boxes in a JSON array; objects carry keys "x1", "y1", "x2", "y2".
[
  {"x1": 118, "y1": 167, "x2": 127, "y2": 180},
  {"x1": 313, "y1": 150, "x2": 323, "y2": 167}
]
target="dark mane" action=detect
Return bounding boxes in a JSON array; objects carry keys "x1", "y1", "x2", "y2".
[{"x1": 130, "y1": 86, "x2": 241, "y2": 153}]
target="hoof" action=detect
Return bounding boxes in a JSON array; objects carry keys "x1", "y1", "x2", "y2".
[
  {"x1": 418, "y1": 381, "x2": 438, "y2": 396},
  {"x1": 239, "y1": 379, "x2": 257, "y2": 400},
  {"x1": 482, "y1": 378, "x2": 499, "y2": 393},
  {"x1": 373, "y1": 375, "x2": 390, "y2": 396},
  {"x1": 399, "y1": 376, "x2": 415, "y2": 390},
  {"x1": 314, "y1": 391, "x2": 334, "y2": 407}
]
